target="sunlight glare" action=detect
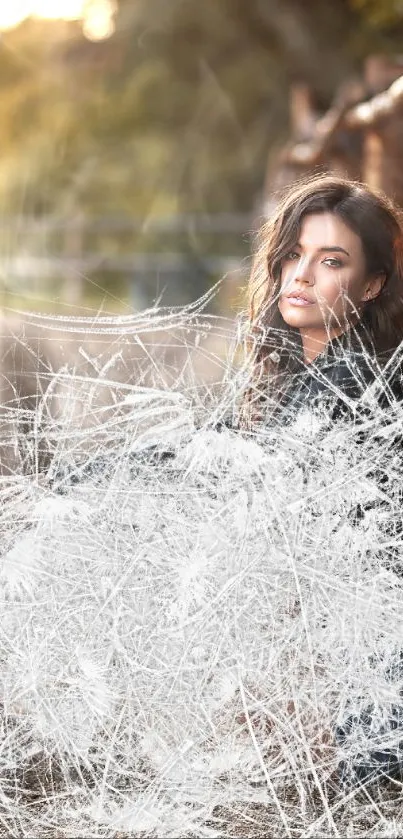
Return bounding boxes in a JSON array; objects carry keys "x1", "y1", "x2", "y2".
[
  {"x1": 83, "y1": 0, "x2": 116, "y2": 41},
  {"x1": 0, "y1": 1, "x2": 33, "y2": 30},
  {"x1": 0, "y1": 0, "x2": 116, "y2": 40},
  {"x1": 30, "y1": 0, "x2": 85, "y2": 19}
]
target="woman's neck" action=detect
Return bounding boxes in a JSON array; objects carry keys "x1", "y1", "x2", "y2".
[
  {"x1": 300, "y1": 316, "x2": 364, "y2": 364},
  {"x1": 300, "y1": 324, "x2": 353, "y2": 364}
]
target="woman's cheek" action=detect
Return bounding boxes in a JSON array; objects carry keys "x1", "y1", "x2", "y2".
[
  {"x1": 337, "y1": 281, "x2": 356, "y2": 308},
  {"x1": 279, "y1": 269, "x2": 294, "y2": 294},
  {"x1": 317, "y1": 276, "x2": 345, "y2": 307},
  {"x1": 315, "y1": 284, "x2": 340, "y2": 309}
]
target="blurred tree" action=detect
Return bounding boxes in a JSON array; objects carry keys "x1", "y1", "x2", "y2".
[{"x1": 0, "y1": 0, "x2": 403, "y2": 306}]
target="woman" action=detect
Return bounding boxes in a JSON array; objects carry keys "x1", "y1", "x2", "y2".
[
  {"x1": 239, "y1": 174, "x2": 403, "y2": 786},
  {"x1": 240, "y1": 174, "x2": 403, "y2": 429}
]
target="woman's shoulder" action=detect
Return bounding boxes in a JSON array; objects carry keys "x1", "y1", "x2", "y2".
[
  {"x1": 312, "y1": 342, "x2": 403, "y2": 418},
  {"x1": 302, "y1": 342, "x2": 376, "y2": 402}
]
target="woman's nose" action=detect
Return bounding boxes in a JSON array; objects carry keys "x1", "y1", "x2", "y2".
[{"x1": 293, "y1": 256, "x2": 314, "y2": 284}]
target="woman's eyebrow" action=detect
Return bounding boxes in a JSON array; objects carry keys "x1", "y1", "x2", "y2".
[
  {"x1": 318, "y1": 246, "x2": 350, "y2": 256},
  {"x1": 295, "y1": 243, "x2": 350, "y2": 257}
]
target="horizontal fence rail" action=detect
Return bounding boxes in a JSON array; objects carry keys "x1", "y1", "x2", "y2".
[
  {"x1": 0, "y1": 254, "x2": 245, "y2": 278},
  {"x1": 0, "y1": 214, "x2": 253, "y2": 305},
  {"x1": 0, "y1": 212, "x2": 255, "y2": 234}
]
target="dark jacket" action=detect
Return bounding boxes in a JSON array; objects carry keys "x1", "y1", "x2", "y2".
[
  {"x1": 275, "y1": 323, "x2": 403, "y2": 787},
  {"x1": 273, "y1": 321, "x2": 403, "y2": 561},
  {"x1": 272, "y1": 321, "x2": 403, "y2": 426}
]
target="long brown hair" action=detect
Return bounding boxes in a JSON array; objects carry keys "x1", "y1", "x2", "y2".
[{"x1": 240, "y1": 174, "x2": 403, "y2": 427}]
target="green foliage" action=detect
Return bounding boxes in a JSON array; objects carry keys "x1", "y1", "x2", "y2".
[{"x1": 350, "y1": 0, "x2": 403, "y2": 27}]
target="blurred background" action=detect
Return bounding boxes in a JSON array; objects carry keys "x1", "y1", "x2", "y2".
[
  {"x1": 2, "y1": 0, "x2": 403, "y2": 451},
  {"x1": 1, "y1": 0, "x2": 403, "y2": 318}
]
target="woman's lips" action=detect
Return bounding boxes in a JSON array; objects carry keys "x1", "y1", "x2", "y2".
[{"x1": 286, "y1": 296, "x2": 315, "y2": 306}]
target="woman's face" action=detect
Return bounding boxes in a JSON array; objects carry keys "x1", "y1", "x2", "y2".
[{"x1": 278, "y1": 212, "x2": 383, "y2": 335}]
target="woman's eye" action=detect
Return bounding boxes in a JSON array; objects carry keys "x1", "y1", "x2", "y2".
[
  {"x1": 284, "y1": 251, "x2": 300, "y2": 261},
  {"x1": 324, "y1": 258, "x2": 343, "y2": 268}
]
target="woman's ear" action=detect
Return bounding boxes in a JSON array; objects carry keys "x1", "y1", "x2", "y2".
[{"x1": 363, "y1": 273, "x2": 386, "y2": 302}]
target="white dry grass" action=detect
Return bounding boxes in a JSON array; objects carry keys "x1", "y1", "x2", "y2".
[{"x1": 1, "y1": 302, "x2": 403, "y2": 837}]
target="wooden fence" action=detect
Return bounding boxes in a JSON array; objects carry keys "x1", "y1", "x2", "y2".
[{"x1": 0, "y1": 213, "x2": 252, "y2": 307}]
